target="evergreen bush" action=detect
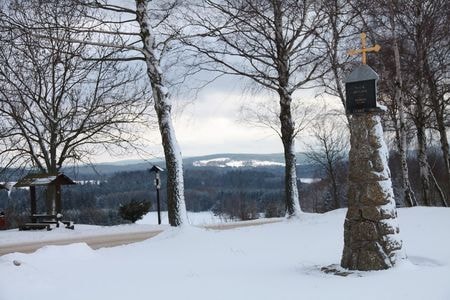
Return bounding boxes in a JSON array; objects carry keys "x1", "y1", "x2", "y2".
[{"x1": 118, "y1": 200, "x2": 151, "y2": 223}]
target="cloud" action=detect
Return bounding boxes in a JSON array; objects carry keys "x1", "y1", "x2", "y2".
[{"x1": 173, "y1": 91, "x2": 283, "y2": 156}]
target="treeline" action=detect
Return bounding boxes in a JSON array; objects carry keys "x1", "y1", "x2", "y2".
[
  {"x1": 0, "y1": 166, "x2": 299, "y2": 227},
  {"x1": 1, "y1": 147, "x2": 448, "y2": 228}
]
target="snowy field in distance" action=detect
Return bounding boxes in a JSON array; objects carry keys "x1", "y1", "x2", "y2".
[
  {"x1": 1, "y1": 207, "x2": 450, "y2": 300},
  {"x1": 192, "y1": 157, "x2": 285, "y2": 167}
]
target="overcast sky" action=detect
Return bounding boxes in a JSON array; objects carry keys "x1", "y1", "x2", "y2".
[
  {"x1": 96, "y1": 75, "x2": 344, "y2": 163},
  {"x1": 173, "y1": 79, "x2": 282, "y2": 157}
]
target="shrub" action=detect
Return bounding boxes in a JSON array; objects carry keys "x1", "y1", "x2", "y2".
[
  {"x1": 264, "y1": 202, "x2": 284, "y2": 218},
  {"x1": 118, "y1": 200, "x2": 151, "y2": 223}
]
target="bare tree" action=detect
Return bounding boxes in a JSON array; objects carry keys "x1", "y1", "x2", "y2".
[
  {"x1": 386, "y1": 0, "x2": 418, "y2": 207},
  {"x1": 304, "y1": 111, "x2": 348, "y2": 209},
  {"x1": 0, "y1": 1, "x2": 150, "y2": 175},
  {"x1": 133, "y1": 0, "x2": 189, "y2": 224},
  {"x1": 356, "y1": 0, "x2": 448, "y2": 207},
  {"x1": 398, "y1": 0, "x2": 448, "y2": 206},
  {"x1": 5, "y1": 0, "x2": 193, "y2": 225},
  {"x1": 420, "y1": 0, "x2": 449, "y2": 206},
  {"x1": 368, "y1": 0, "x2": 418, "y2": 207},
  {"x1": 318, "y1": 0, "x2": 360, "y2": 109},
  {"x1": 183, "y1": 0, "x2": 327, "y2": 217},
  {"x1": 240, "y1": 96, "x2": 316, "y2": 142}
]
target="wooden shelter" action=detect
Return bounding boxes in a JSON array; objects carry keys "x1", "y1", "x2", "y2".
[{"x1": 14, "y1": 173, "x2": 76, "y2": 230}]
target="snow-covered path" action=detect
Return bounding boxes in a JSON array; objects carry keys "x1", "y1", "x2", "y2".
[
  {"x1": 0, "y1": 230, "x2": 163, "y2": 256},
  {"x1": 0, "y1": 218, "x2": 281, "y2": 256}
]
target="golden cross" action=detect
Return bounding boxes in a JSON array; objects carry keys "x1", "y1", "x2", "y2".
[{"x1": 347, "y1": 32, "x2": 381, "y2": 65}]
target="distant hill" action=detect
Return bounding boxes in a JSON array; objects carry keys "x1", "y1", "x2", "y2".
[{"x1": 62, "y1": 152, "x2": 316, "y2": 179}]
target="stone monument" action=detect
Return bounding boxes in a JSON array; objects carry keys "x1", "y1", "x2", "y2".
[{"x1": 340, "y1": 33, "x2": 404, "y2": 271}]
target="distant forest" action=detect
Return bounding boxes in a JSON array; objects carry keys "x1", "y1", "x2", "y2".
[
  {"x1": 2, "y1": 162, "x2": 318, "y2": 227},
  {"x1": 1, "y1": 149, "x2": 448, "y2": 228}
]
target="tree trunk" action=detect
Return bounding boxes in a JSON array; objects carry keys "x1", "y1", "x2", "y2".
[
  {"x1": 429, "y1": 165, "x2": 448, "y2": 207},
  {"x1": 325, "y1": 142, "x2": 340, "y2": 209},
  {"x1": 435, "y1": 110, "x2": 450, "y2": 203},
  {"x1": 388, "y1": 0, "x2": 417, "y2": 207},
  {"x1": 414, "y1": 17, "x2": 432, "y2": 207},
  {"x1": 272, "y1": 2, "x2": 301, "y2": 217},
  {"x1": 416, "y1": 123, "x2": 432, "y2": 206},
  {"x1": 158, "y1": 107, "x2": 188, "y2": 225},
  {"x1": 328, "y1": 164, "x2": 340, "y2": 210},
  {"x1": 425, "y1": 63, "x2": 449, "y2": 207},
  {"x1": 279, "y1": 89, "x2": 301, "y2": 217},
  {"x1": 136, "y1": 0, "x2": 187, "y2": 226},
  {"x1": 392, "y1": 118, "x2": 417, "y2": 207}
]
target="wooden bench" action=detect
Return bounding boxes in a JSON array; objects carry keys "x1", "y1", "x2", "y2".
[
  {"x1": 19, "y1": 223, "x2": 52, "y2": 231},
  {"x1": 38, "y1": 220, "x2": 74, "y2": 229},
  {"x1": 30, "y1": 214, "x2": 75, "y2": 230},
  {"x1": 31, "y1": 214, "x2": 57, "y2": 222},
  {"x1": 64, "y1": 221, "x2": 74, "y2": 230}
]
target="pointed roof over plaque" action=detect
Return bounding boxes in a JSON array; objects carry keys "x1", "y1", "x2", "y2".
[{"x1": 345, "y1": 64, "x2": 379, "y2": 83}]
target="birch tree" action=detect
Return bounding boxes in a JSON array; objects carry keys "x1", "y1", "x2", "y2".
[
  {"x1": 398, "y1": 0, "x2": 448, "y2": 206},
  {"x1": 183, "y1": 0, "x2": 327, "y2": 217},
  {"x1": 92, "y1": 0, "x2": 189, "y2": 225},
  {"x1": 356, "y1": 0, "x2": 448, "y2": 206},
  {"x1": 420, "y1": 0, "x2": 449, "y2": 206},
  {"x1": 3, "y1": 0, "x2": 190, "y2": 225},
  {"x1": 375, "y1": 0, "x2": 418, "y2": 207},
  {"x1": 133, "y1": 0, "x2": 188, "y2": 224},
  {"x1": 386, "y1": 0, "x2": 418, "y2": 207}
]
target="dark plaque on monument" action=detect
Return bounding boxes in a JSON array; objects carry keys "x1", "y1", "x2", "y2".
[{"x1": 345, "y1": 65, "x2": 379, "y2": 114}]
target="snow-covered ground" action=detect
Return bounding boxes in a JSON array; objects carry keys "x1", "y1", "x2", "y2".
[
  {"x1": 0, "y1": 212, "x2": 221, "y2": 246},
  {"x1": 138, "y1": 210, "x2": 228, "y2": 225},
  {"x1": 1, "y1": 207, "x2": 449, "y2": 300}
]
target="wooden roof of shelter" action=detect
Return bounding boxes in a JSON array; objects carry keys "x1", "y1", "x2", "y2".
[
  {"x1": 0, "y1": 182, "x2": 14, "y2": 190},
  {"x1": 149, "y1": 165, "x2": 164, "y2": 173},
  {"x1": 14, "y1": 173, "x2": 76, "y2": 188}
]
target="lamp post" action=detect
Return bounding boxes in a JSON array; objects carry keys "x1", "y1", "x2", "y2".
[{"x1": 149, "y1": 165, "x2": 164, "y2": 225}]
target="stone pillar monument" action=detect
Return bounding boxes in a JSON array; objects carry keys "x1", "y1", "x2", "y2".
[
  {"x1": 341, "y1": 113, "x2": 404, "y2": 270},
  {"x1": 341, "y1": 33, "x2": 404, "y2": 270}
]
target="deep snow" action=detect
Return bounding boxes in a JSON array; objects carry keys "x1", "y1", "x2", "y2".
[{"x1": 1, "y1": 207, "x2": 449, "y2": 300}]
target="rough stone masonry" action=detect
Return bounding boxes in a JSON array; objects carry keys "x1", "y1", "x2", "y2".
[{"x1": 341, "y1": 113, "x2": 404, "y2": 270}]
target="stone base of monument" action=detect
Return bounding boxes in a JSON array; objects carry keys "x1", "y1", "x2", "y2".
[
  {"x1": 320, "y1": 264, "x2": 355, "y2": 277},
  {"x1": 341, "y1": 113, "x2": 404, "y2": 271}
]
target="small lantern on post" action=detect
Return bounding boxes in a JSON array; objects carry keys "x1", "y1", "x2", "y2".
[{"x1": 149, "y1": 165, "x2": 164, "y2": 225}]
